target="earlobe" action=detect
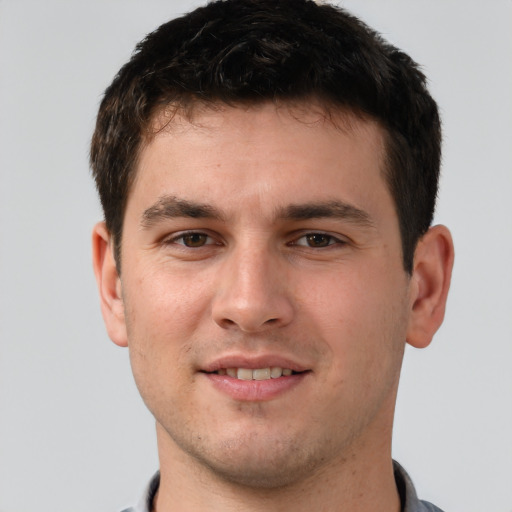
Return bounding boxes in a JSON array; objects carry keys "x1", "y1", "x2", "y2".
[
  {"x1": 92, "y1": 222, "x2": 128, "y2": 347},
  {"x1": 406, "y1": 225, "x2": 454, "y2": 349}
]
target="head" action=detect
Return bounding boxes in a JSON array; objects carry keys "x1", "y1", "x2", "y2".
[
  {"x1": 90, "y1": 0, "x2": 441, "y2": 274},
  {"x1": 91, "y1": 0, "x2": 454, "y2": 498}
]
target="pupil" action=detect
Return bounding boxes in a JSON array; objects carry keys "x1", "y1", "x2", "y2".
[{"x1": 307, "y1": 234, "x2": 330, "y2": 247}]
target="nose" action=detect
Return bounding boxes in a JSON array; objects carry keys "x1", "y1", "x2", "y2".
[{"x1": 211, "y1": 245, "x2": 294, "y2": 333}]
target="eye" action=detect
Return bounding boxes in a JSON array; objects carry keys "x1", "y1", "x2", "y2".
[
  {"x1": 168, "y1": 232, "x2": 216, "y2": 248},
  {"x1": 293, "y1": 233, "x2": 342, "y2": 248}
]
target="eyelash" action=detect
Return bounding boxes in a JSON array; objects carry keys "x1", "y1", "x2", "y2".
[
  {"x1": 163, "y1": 231, "x2": 346, "y2": 249},
  {"x1": 290, "y1": 233, "x2": 345, "y2": 248},
  {"x1": 164, "y1": 231, "x2": 218, "y2": 248}
]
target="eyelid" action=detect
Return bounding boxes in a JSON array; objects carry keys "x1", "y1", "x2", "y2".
[
  {"x1": 163, "y1": 230, "x2": 220, "y2": 247},
  {"x1": 289, "y1": 231, "x2": 348, "y2": 248}
]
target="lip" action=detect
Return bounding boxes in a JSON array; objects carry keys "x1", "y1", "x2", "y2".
[
  {"x1": 199, "y1": 353, "x2": 311, "y2": 402},
  {"x1": 202, "y1": 372, "x2": 309, "y2": 401}
]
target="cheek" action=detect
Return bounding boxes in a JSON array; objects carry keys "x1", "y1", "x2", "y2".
[
  {"x1": 123, "y1": 285, "x2": 200, "y2": 425},
  {"x1": 124, "y1": 264, "x2": 212, "y2": 337},
  {"x1": 301, "y1": 266, "x2": 408, "y2": 375},
  {"x1": 121, "y1": 267, "x2": 211, "y2": 394}
]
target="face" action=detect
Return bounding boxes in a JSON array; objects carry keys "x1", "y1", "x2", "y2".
[{"x1": 115, "y1": 103, "x2": 414, "y2": 487}]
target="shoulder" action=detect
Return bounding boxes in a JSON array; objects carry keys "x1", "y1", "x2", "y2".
[
  {"x1": 393, "y1": 460, "x2": 446, "y2": 512},
  {"x1": 119, "y1": 471, "x2": 160, "y2": 512},
  {"x1": 417, "y1": 501, "x2": 445, "y2": 512},
  {"x1": 417, "y1": 500, "x2": 443, "y2": 512}
]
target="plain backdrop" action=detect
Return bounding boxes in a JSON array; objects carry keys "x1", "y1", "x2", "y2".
[{"x1": 1, "y1": 1, "x2": 511, "y2": 511}]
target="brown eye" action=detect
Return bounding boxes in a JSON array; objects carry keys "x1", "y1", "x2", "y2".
[
  {"x1": 305, "y1": 233, "x2": 333, "y2": 247},
  {"x1": 292, "y1": 232, "x2": 342, "y2": 248},
  {"x1": 181, "y1": 233, "x2": 209, "y2": 247}
]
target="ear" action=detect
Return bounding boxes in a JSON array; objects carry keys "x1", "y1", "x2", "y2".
[
  {"x1": 92, "y1": 222, "x2": 128, "y2": 347},
  {"x1": 406, "y1": 225, "x2": 454, "y2": 349}
]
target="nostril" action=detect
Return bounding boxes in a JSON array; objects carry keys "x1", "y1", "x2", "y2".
[{"x1": 219, "y1": 318, "x2": 236, "y2": 328}]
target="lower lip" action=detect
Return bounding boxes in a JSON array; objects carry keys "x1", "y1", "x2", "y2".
[{"x1": 202, "y1": 372, "x2": 308, "y2": 401}]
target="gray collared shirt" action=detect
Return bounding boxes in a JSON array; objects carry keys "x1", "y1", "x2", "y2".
[{"x1": 121, "y1": 460, "x2": 445, "y2": 512}]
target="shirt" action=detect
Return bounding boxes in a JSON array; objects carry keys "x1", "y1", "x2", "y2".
[{"x1": 121, "y1": 460, "x2": 444, "y2": 512}]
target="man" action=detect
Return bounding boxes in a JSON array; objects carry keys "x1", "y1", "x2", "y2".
[{"x1": 90, "y1": 0, "x2": 454, "y2": 510}]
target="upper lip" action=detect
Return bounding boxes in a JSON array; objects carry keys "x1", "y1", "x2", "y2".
[{"x1": 200, "y1": 354, "x2": 310, "y2": 373}]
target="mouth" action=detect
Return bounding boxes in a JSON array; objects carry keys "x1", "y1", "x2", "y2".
[
  {"x1": 205, "y1": 367, "x2": 300, "y2": 381},
  {"x1": 199, "y1": 358, "x2": 311, "y2": 400}
]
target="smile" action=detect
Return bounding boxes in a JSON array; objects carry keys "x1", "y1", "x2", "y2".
[
  {"x1": 215, "y1": 367, "x2": 295, "y2": 380},
  {"x1": 202, "y1": 360, "x2": 310, "y2": 400}
]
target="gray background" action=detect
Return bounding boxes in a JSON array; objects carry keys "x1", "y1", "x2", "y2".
[{"x1": 1, "y1": 1, "x2": 511, "y2": 511}]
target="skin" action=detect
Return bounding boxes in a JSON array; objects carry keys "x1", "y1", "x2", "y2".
[{"x1": 93, "y1": 102, "x2": 454, "y2": 512}]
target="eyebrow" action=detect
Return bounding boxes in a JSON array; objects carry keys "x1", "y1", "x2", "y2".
[
  {"x1": 140, "y1": 196, "x2": 374, "y2": 229},
  {"x1": 277, "y1": 201, "x2": 375, "y2": 227},
  {"x1": 141, "y1": 196, "x2": 225, "y2": 228}
]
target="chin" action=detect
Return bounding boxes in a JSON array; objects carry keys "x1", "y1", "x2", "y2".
[
  {"x1": 202, "y1": 454, "x2": 318, "y2": 489},
  {"x1": 181, "y1": 431, "x2": 335, "y2": 490}
]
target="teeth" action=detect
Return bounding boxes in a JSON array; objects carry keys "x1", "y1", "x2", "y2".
[
  {"x1": 253, "y1": 368, "x2": 271, "y2": 380},
  {"x1": 270, "y1": 367, "x2": 283, "y2": 378},
  {"x1": 237, "y1": 368, "x2": 253, "y2": 380},
  {"x1": 217, "y1": 367, "x2": 294, "y2": 380}
]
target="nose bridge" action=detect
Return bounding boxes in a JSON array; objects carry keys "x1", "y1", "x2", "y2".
[{"x1": 212, "y1": 238, "x2": 293, "y2": 332}]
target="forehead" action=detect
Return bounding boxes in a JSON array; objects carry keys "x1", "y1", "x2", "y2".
[{"x1": 129, "y1": 101, "x2": 391, "y2": 221}]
